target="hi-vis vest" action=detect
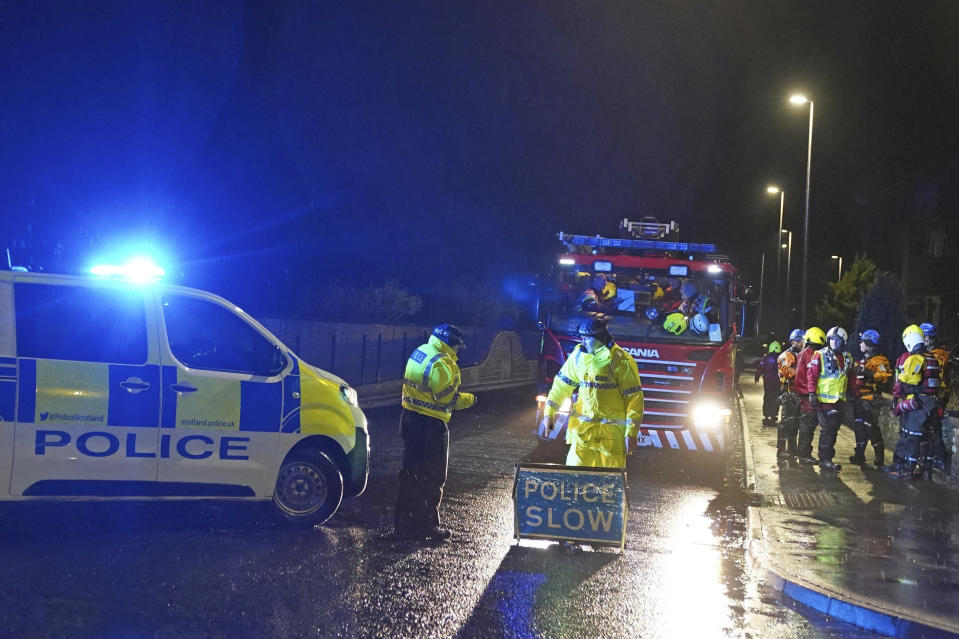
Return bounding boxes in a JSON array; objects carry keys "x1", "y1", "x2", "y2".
[
  {"x1": 814, "y1": 348, "x2": 852, "y2": 403},
  {"x1": 897, "y1": 352, "x2": 941, "y2": 397},
  {"x1": 401, "y1": 336, "x2": 476, "y2": 423}
]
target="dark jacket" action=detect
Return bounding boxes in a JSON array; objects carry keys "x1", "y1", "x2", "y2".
[{"x1": 754, "y1": 353, "x2": 780, "y2": 387}]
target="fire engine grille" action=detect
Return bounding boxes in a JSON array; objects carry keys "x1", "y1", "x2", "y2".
[{"x1": 635, "y1": 357, "x2": 699, "y2": 429}]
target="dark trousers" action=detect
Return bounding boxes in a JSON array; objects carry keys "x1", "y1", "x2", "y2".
[
  {"x1": 892, "y1": 396, "x2": 937, "y2": 468},
  {"x1": 393, "y1": 409, "x2": 449, "y2": 532},
  {"x1": 852, "y1": 398, "x2": 885, "y2": 451},
  {"x1": 762, "y1": 385, "x2": 780, "y2": 419},
  {"x1": 778, "y1": 392, "x2": 800, "y2": 453},
  {"x1": 797, "y1": 410, "x2": 820, "y2": 458},
  {"x1": 816, "y1": 404, "x2": 844, "y2": 462}
]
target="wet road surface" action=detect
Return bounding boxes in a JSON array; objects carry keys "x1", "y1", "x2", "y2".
[{"x1": 0, "y1": 387, "x2": 883, "y2": 638}]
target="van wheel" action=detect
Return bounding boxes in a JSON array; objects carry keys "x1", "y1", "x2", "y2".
[{"x1": 272, "y1": 450, "x2": 344, "y2": 526}]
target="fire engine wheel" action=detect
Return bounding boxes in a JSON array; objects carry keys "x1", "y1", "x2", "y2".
[{"x1": 272, "y1": 450, "x2": 344, "y2": 526}]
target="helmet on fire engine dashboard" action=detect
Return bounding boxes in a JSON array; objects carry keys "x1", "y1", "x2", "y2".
[
  {"x1": 663, "y1": 312, "x2": 689, "y2": 335},
  {"x1": 690, "y1": 313, "x2": 709, "y2": 335}
]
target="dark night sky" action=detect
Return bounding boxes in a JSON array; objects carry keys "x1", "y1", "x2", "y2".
[{"x1": 2, "y1": 1, "x2": 958, "y2": 315}]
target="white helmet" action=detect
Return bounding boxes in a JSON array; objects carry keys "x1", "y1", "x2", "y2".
[
  {"x1": 902, "y1": 324, "x2": 925, "y2": 353},
  {"x1": 690, "y1": 313, "x2": 709, "y2": 335},
  {"x1": 826, "y1": 326, "x2": 847, "y2": 350}
]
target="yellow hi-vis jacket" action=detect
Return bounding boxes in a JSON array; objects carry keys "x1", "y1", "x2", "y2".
[
  {"x1": 812, "y1": 348, "x2": 852, "y2": 403},
  {"x1": 401, "y1": 336, "x2": 476, "y2": 423},
  {"x1": 544, "y1": 342, "x2": 644, "y2": 468}
]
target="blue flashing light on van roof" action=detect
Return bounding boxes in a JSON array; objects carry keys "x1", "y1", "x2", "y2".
[{"x1": 90, "y1": 257, "x2": 165, "y2": 283}]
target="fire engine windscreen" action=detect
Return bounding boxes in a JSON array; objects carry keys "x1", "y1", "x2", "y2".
[{"x1": 547, "y1": 267, "x2": 731, "y2": 344}]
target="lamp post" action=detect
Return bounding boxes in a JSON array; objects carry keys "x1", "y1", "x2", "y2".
[
  {"x1": 831, "y1": 255, "x2": 843, "y2": 282},
  {"x1": 790, "y1": 94, "x2": 814, "y2": 326},
  {"x1": 766, "y1": 186, "x2": 785, "y2": 302},
  {"x1": 782, "y1": 230, "x2": 793, "y2": 292}
]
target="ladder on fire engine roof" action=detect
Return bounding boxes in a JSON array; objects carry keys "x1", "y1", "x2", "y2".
[{"x1": 558, "y1": 231, "x2": 728, "y2": 261}]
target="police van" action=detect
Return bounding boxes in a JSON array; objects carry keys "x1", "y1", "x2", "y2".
[{"x1": 0, "y1": 268, "x2": 369, "y2": 525}]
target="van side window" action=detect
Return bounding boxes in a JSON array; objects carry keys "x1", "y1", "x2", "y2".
[
  {"x1": 162, "y1": 294, "x2": 284, "y2": 376},
  {"x1": 15, "y1": 283, "x2": 148, "y2": 364}
]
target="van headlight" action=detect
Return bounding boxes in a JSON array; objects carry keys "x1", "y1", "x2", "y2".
[
  {"x1": 340, "y1": 384, "x2": 358, "y2": 407},
  {"x1": 692, "y1": 402, "x2": 731, "y2": 429}
]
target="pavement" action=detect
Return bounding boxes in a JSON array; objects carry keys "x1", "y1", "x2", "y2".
[{"x1": 740, "y1": 378, "x2": 959, "y2": 639}]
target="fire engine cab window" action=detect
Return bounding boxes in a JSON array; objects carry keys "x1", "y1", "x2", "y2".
[
  {"x1": 162, "y1": 294, "x2": 283, "y2": 376},
  {"x1": 15, "y1": 283, "x2": 148, "y2": 364}
]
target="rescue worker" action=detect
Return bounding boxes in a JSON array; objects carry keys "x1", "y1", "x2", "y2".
[
  {"x1": 849, "y1": 330, "x2": 892, "y2": 466},
  {"x1": 804, "y1": 326, "x2": 858, "y2": 471},
  {"x1": 576, "y1": 274, "x2": 617, "y2": 311},
  {"x1": 776, "y1": 329, "x2": 805, "y2": 458},
  {"x1": 755, "y1": 341, "x2": 782, "y2": 426},
  {"x1": 543, "y1": 317, "x2": 644, "y2": 468},
  {"x1": 885, "y1": 325, "x2": 941, "y2": 479},
  {"x1": 920, "y1": 322, "x2": 950, "y2": 473},
  {"x1": 795, "y1": 327, "x2": 827, "y2": 464},
  {"x1": 388, "y1": 324, "x2": 476, "y2": 541}
]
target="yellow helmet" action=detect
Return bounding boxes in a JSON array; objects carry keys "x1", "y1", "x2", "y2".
[
  {"x1": 902, "y1": 324, "x2": 924, "y2": 352},
  {"x1": 804, "y1": 326, "x2": 826, "y2": 347},
  {"x1": 663, "y1": 312, "x2": 689, "y2": 335},
  {"x1": 600, "y1": 281, "x2": 617, "y2": 301}
]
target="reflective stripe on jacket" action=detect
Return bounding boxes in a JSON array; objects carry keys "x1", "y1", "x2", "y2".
[
  {"x1": 544, "y1": 342, "x2": 644, "y2": 441},
  {"x1": 401, "y1": 336, "x2": 476, "y2": 422}
]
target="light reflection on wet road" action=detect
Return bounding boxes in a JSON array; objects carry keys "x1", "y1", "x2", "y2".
[{"x1": 0, "y1": 387, "x2": 883, "y2": 638}]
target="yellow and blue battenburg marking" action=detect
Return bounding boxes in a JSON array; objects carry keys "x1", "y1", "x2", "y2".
[{"x1": 0, "y1": 356, "x2": 17, "y2": 421}]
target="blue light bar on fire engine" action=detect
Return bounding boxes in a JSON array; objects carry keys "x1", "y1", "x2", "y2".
[{"x1": 558, "y1": 232, "x2": 717, "y2": 254}]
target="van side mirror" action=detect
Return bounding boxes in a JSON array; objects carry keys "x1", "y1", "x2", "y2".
[{"x1": 256, "y1": 344, "x2": 287, "y2": 377}]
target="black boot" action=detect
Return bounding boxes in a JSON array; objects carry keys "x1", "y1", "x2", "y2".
[
  {"x1": 873, "y1": 445, "x2": 885, "y2": 467},
  {"x1": 819, "y1": 459, "x2": 842, "y2": 471},
  {"x1": 848, "y1": 444, "x2": 867, "y2": 464},
  {"x1": 886, "y1": 463, "x2": 915, "y2": 479}
]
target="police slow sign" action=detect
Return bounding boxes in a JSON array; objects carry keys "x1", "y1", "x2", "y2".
[{"x1": 513, "y1": 463, "x2": 627, "y2": 549}]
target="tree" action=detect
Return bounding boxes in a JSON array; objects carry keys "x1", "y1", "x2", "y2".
[
  {"x1": 854, "y1": 273, "x2": 907, "y2": 360},
  {"x1": 814, "y1": 256, "x2": 877, "y2": 331}
]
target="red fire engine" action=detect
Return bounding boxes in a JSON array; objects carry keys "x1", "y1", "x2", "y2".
[{"x1": 535, "y1": 218, "x2": 749, "y2": 455}]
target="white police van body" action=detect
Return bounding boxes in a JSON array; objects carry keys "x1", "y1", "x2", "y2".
[{"x1": 0, "y1": 270, "x2": 368, "y2": 525}]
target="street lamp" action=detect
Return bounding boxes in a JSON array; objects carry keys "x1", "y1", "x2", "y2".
[
  {"x1": 831, "y1": 255, "x2": 843, "y2": 282},
  {"x1": 782, "y1": 230, "x2": 793, "y2": 294},
  {"x1": 766, "y1": 186, "x2": 785, "y2": 301},
  {"x1": 790, "y1": 93, "x2": 814, "y2": 326}
]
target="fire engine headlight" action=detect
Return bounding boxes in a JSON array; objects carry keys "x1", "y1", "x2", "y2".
[
  {"x1": 692, "y1": 402, "x2": 731, "y2": 429},
  {"x1": 535, "y1": 395, "x2": 572, "y2": 414},
  {"x1": 340, "y1": 384, "x2": 358, "y2": 407}
]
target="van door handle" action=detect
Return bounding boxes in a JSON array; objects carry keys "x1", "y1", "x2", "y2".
[
  {"x1": 170, "y1": 383, "x2": 199, "y2": 394},
  {"x1": 120, "y1": 377, "x2": 151, "y2": 393}
]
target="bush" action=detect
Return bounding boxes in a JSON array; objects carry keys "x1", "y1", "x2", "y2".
[{"x1": 304, "y1": 279, "x2": 423, "y2": 323}]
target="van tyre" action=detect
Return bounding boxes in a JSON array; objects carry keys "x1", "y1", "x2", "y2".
[{"x1": 272, "y1": 450, "x2": 344, "y2": 526}]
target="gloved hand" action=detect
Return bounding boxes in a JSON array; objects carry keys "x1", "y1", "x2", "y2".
[
  {"x1": 898, "y1": 397, "x2": 919, "y2": 413},
  {"x1": 543, "y1": 414, "x2": 556, "y2": 436},
  {"x1": 808, "y1": 393, "x2": 821, "y2": 411}
]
